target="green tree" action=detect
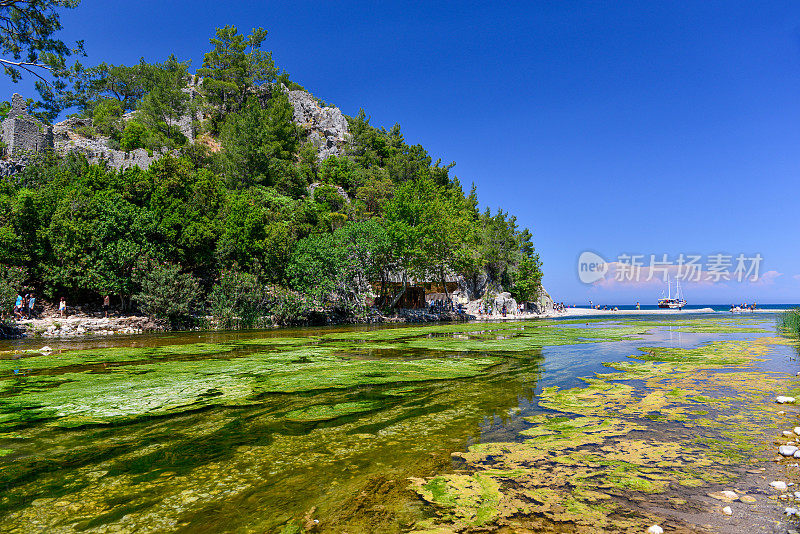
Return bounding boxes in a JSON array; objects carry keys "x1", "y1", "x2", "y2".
[
  {"x1": 197, "y1": 25, "x2": 278, "y2": 127},
  {"x1": 287, "y1": 219, "x2": 389, "y2": 309},
  {"x1": 384, "y1": 178, "x2": 475, "y2": 307},
  {"x1": 0, "y1": 264, "x2": 26, "y2": 317},
  {"x1": 135, "y1": 55, "x2": 191, "y2": 146},
  {"x1": 133, "y1": 259, "x2": 201, "y2": 325},
  {"x1": 217, "y1": 187, "x2": 296, "y2": 281},
  {"x1": 0, "y1": 1, "x2": 85, "y2": 120},
  {"x1": 511, "y1": 254, "x2": 543, "y2": 304},
  {"x1": 71, "y1": 61, "x2": 152, "y2": 113},
  {"x1": 220, "y1": 93, "x2": 299, "y2": 188},
  {"x1": 91, "y1": 98, "x2": 124, "y2": 137}
]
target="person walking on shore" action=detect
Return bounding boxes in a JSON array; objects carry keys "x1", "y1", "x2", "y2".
[
  {"x1": 103, "y1": 294, "x2": 111, "y2": 318},
  {"x1": 59, "y1": 297, "x2": 66, "y2": 318},
  {"x1": 27, "y1": 293, "x2": 35, "y2": 319},
  {"x1": 13, "y1": 293, "x2": 23, "y2": 319}
]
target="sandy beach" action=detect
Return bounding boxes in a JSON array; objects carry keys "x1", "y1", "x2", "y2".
[{"x1": 474, "y1": 306, "x2": 785, "y2": 321}]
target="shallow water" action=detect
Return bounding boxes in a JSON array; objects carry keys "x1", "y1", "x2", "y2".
[{"x1": 0, "y1": 313, "x2": 796, "y2": 533}]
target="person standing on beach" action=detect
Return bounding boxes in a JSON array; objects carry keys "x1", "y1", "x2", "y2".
[
  {"x1": 27, "y1": 294, "x2": 35, "y2": 319},
  {"x1": 103, "y1": 294, "x2": 111, "y2": 318},
  {"x1": 59, "y1": 297, "x2": 66, "y2": 318},
  {"x1": 13, "y1": 293, "x2": 22, "y2": 319}
]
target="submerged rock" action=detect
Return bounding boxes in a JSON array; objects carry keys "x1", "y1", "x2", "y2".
[{"x1": 709, "y1": 490, "x2": 739, "y2": 502}]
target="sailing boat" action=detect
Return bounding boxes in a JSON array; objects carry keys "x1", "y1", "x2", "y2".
[{"x1": 657, "y1": 277, "x2": 687, "y2": 309}]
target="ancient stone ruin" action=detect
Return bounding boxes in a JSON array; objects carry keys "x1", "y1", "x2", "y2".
[
  {"x1": 2, "y1": 93, "x2": 53, "y2": 157},
  {"x1": 0, "y1": 84, "x2": 350, "y2": 175}
]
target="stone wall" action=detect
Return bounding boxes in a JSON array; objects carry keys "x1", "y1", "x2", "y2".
[
  {"x1": 2, "y1": 94, "x2": 53, "y2": 157},
  {"x1": 52, "y1": 117, "x2": 165, "y2": 171}
]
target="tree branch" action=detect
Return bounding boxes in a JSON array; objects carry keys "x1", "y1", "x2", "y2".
[{"x1": 0, "y1": 56, "x2": 51, "y2": 83}]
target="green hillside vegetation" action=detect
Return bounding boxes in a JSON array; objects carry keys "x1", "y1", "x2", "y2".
[{"x1": 0, "y1": 26, "x2": 543, "y2": 327}]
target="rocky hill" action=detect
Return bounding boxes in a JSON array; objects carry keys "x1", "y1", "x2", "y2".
[{"x1": 1, "y1": 83, "x2": 351, "y2": 172}]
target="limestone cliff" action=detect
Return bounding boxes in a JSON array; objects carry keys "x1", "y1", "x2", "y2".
[{"x1": 3, "y1": 83, "x2": 350, "y2": 172}]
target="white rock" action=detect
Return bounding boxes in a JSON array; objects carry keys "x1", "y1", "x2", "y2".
[
  {"x1": 786, "y1": 507, "x2": 798, "y2": 516},
  {"x1": 780, "y1": 445, "x2": 798, "y2": 457},
  {"x1": 646, "y1": 526, "x2": 664, "y2": 534},
  {"x1": 39, "y1": 346, "x2": 53, "y2": 354},
  {"x1": 771, "y1": 481, "x2": 789, "y2": 491},
  {"x1": 794, "y1": 427, "x2": 800, "y2": 436},
  {"x1": 722, "y1": 506, "x2": 732, "y2": 515},
  {"x1": 793, "y1": 450, "x2": 800, "y2": 459},
  {"x1": 777, "y1": 396, "x2": 796, "y2": 404},
  {"x1": 794, "y1": 491, "x2": 800, "y2": 499},
  {"x1": 785, "y1": 431, "x2": 795, "y2": 437}
]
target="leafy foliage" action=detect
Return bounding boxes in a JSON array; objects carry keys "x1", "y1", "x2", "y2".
[
  {"x1": 0, "y1": 264, "x2": 26, "y2": 317},
  {"x1": 0, "y1": 0, "x2": 85, "y2": 121},
  {"x1": 132, "y1": 259, "x2": 201, "y2": 324},
  {"x1": 197, "y1": 25, "x2": 278, "y2": 131}
]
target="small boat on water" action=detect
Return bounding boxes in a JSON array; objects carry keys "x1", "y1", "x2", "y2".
[{"x1": 658, "y1": 278, "x2": 687, "y2": 309}]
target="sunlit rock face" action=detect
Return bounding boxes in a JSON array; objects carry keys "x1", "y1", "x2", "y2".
[{"x1": 286, "y1": 88, "x2": 350, "y2": 159}]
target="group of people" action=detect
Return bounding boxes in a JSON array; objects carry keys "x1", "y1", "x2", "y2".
[
  {"x1": 730, "y1": 302, "x2": 757, "y2": 312},
  {"x1": 589, "y1": 303, "x2": 620, "y2": 311},
  {"x1": 9, "y1": 292, "x2": 69, "y2": 320},
  {"x1": 13, "y1": 292, "x2": 36, "y2": 319}
]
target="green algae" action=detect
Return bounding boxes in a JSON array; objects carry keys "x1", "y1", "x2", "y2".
[
  {"x1": 412, "y1": 473, "x2": 501, "y2": 526},
  {"x1": 0, "y1": 342, "x2": 238, "y2": 374},
  {"x1": 0, "y1": 347, "x2": 502, "y2": 427},
  {"x1": 0, "y1": 352, "x2": 544, "y2": 533},
  {"x1": 285, "y1": 401, "x2": 381, "y2": 421},
  {"x1": 412, "y1": 323, "x2": 796, "y2": 532}
]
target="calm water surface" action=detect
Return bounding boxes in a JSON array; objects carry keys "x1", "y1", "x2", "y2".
[{"x1": 0, "y1": 313, "x2": 792, "y2": 533}]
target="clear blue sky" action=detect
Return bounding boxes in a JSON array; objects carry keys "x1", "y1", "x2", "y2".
[{"x1": 4, "y1": 1, "x2": 800, "y2": 304}]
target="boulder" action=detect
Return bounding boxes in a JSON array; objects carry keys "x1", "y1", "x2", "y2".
[{"x1": 530, "y1": 286, "x2": 555, "y2": 314}]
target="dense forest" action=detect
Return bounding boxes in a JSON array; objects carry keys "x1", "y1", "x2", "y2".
[{"x1": 0, "y1": 25, "x2": 543, "y2": 326}]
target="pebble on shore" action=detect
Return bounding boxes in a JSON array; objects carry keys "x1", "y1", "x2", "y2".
[
  {"x1": 771, "y1": 481, "x2": 789, "y2": 491},
  {"x1": 777, "y1": 396, "x2": 797, "y2": 404},
  {"x1": 780, "y1": 445, "x2": 799, "y2": 457},
  {"x1": 646, "y1": 526, "x2": 663, "y2": 534},
  {"x1": 722, "y1": 506, "x2": 732, "y2": 515}
]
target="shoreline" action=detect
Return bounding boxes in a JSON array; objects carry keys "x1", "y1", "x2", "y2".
[
  {"x1": 475, "y1": 306, "x2": 784, "y2": 321},
  {"x1": 0, "y1": 306, "x2": 786, "y2": 340}
]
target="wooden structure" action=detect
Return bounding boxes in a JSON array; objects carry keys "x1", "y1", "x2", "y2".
[{"x1": 372, "y1": 269, "x2": 460, "y2": 309}]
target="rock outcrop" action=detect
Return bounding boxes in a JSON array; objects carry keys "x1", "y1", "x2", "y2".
[
  {"x1": 530, "y1": 286, "x2": 555, "y2": 314},
  {"x1": 52, "y1": 117, "x2": 165, "y2": 171},
  {"x1": 286, "y1": 89, "x2": 349, "y2": 158},
  {"x1": 1, "y1": 81, "x2": 351, "y2": 174}
]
